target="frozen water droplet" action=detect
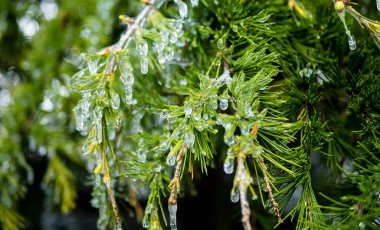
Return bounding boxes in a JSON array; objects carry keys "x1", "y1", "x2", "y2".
[
  {"x1": 168, "y1": 204, "x2": 177, "y2": 230},
  {"x1": 231, "y1": 189, "x2": 239, "y2": 203},
  {"x1": 223, "y1": 157, "x2": 234, "y2": 174},
  {"x1": 74, "y1": 105, "x2": 84, "y2": 131},
  {"x1": 125, "y1": 85, "x2": 133, "y2": 105},
  {"x1": 223, "y1": 122, "x2": 231, "y2": 130},
  {"x1": 217, "y1": 38, "x2": 225, "y2": 50},
  {"x1": 175, "y1": 0, "x2": 188, "y2": 19},
  {"x1": 165, "y1": 47, "x2": 175, "y2": 61},
  {"x1": 358, "y1": 222, "x2": 365, "y2": 229},
  {"x1": 154, "y1": 42, "x2": 165, "y2": 53},
  {"x1": 348, "y1": 35, "x2": 357, "y2": 50},
  {"x1": 119, "y1": 62, "x2": 134, "y2": 85},
  {"x1": 140, "y1": 57, "x2": 149, "y2": 74},
  {"x1": 87, "y1": 56, "x2": 99, "y2": 75},
  {"x1": 184, "y1": 131, "x2": 195, "y2": 147},
  {"x1": 190, "y1": 0, "x2": 199, "y2": 7},
  {"x1": 40, "y1": 97, "x2": 54, "y2": 112},
  {"x1": 170, "y1": 32, "x2": 178, "y2": 43},
  {"x1": 184, "y1": 105, "x2": 192, "y2": 117},
  {"x1": 224, "y1": 133, "x2": 234, "y2": 146},
  {"x1": 227, "y1": 148, "x2": 234, "y2": 156},
  {"x1": 193, "y1": 111, "x2": 201, "y2": 121},
  {"x1": 219, "y1": 99, "x2": 228, "y2": 110},
  {"x1": 166, "y1": 154, "x2": 177, "y2": 166},
  {"x1": 252, "y1": 146, "x2": 263, "y2": 158},
  {"x1": 240, "y1": 122, "x2": 250, "y2": 136},
  {"x1": 81, "y1": 99, "x2": 91, "y2": 118},
  {"x1": 142, "y1": 214, "x2": 149, "y2": 228},
  {"x1": 94, "y1": 106, "x2": 103, "y2": 120},
  {"x1": 139, "y1": 41, "x2": 148, "y2": 56},
  {"x1": 110, "y1": 91, "x2": 120, "y2": 109}
]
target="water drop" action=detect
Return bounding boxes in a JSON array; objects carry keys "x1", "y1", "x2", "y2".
[
  {"x1": 165, "y1": 47, "x2": 174, "y2": 61},
  {"x1": 358, "y1": 222, "x2": 365, "y2": 229},
  {"x1": 219, "y1": 99, "x2": 228, "y2": 110},
  {"x1": 223, "y1": 157, "x2": 234, "y2": 174},
  {"x1": 224, "y1": 133, "x2": 235, "y2": 146},
  {"x1": 139, "y1": 41, "x2": 148, "y2": 56},
  {"x1": 142, "y1": 215, "x2": 149, "y2": 228},
  {"x1": 184, "y1": 105, "x2": 192, "y2": 117},
  {"x1": 168, "y1": 203, "x2": 177, "y2": 230},
  {"x1": 170, "y1": 32, "x2": 178, "y2": 43},
  {"x1": 119, "y1": 62, "x2": 134, "y2": 85},
  {"x1": 140, "y1": 57, "x2": 149, "y2": 74},
  {"x1": 158, "y1": 52, "x2": 166, "y2": 64},
  {"x1": 154, "y1": 42, "x2": 165, "y2": 53},
  {"x1": 193, "y1": 111, "x2": 201, "y2": 121},
  {"x1": 240, "y1": 122, "x2": 250, "y2": 136},
  {"x1": 190, "y1": 0, "x2": 199, "y2": 7},
  {"x1": 175, "y1": 0, "x2": 188, "y2": 19},
  {"x1": 184, "y1": 131, "x2": 195, "y2": 147},
  {"x1": 166, "y1": 154, "x2": 177, "y2": 166},
  {"x1": 348, "y1": 34, "x2": 357, "y2": 50},
  {"x1": 230, "y1": 189, "x2": 239, "y2": 203},
  {"x1": 227, "y1": 148, "x2": 234, "y2": 156},
  {"x1": 110, "y1": 91, "x2": 120, "y2": 109},
  {"x1": 222, "y1": 122, "x2": 231, "y2": 130},
  {"x1": 145, "y1": 203, "x2": 153, "y2": 214},
  {"x1": 125, "y1": 85, "x2": 133, "y2": 105}
]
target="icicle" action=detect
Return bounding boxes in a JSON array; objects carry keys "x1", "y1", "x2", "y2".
[
  {"x1": 219, "y1": 99, "x2": 228, "y2": 110},
  {"x1": 140, "y1": 57, "x2": 149, "y2": 74},
  {"x1": 138, "y1": 41, "x2": 148, "y2": 56},
  {"x1": 110, "y1": 90, "x2": 120, "y2": 109},
  {"x1": 230, "y1": 188, "x2": 239, "y2": 203},
  {"x1": 125, "y1": 85, "x2": 133, "y2": 105},
  {"x1": 175, "y1": 0, "x2": 188, "y2": 19},
  {"x1": 190, "y1": 0, "x2": 199, "y2": 7},
  {"x1": 95, "y1": 119, "x2": 102, "y2": 143},
  {"x1": 168, "y1": 203, "x2": 178, "y2": 230},
  {"x1": 119, "y1": 61, "x2": 134, "y2": 85},
  {"x1": 336, "y1": 8, "x2": 357, "y2": 51},
  {"x1": 223, "y1": 157, "x2": 234, "y2": 174}
]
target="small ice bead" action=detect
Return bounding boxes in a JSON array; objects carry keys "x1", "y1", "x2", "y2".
[
  {"x1": 154, "y1": 42, "x2": 165, "y2": 53},
  {"x1": 166, "y1": 154, "x2": 177, "y2": 166},
  {"x1": 190, "y1": 0, "x2": 199, "y2": 7},
  {"x1": 168, "y1": 204, "x2": 177, "y2": 230},
  {"x1": 140, "y1": 57, "x2": 149, "y2": 74},
  {"x1": 176, "y1": 0, "x2": 188, "y2": 19},
  {"x1": 158, "y1": 52, "x2": 166, "y2": 64},
  {"x1": 219, "y1": 98, "x2": 228, "y2": 110},
  {"x1": 348, "y1": 35, "x2": 357, "y2": 50},
  {"x1": 142, "y1": 215, "x2": 149, "y2": 228},
  {"x1": 184, "y1": 131, "x2": 195, "y2": 147},
  {"x1": 95, "y1": 119, "x2": 102, "y2": 143},
  {"x1": 230, "y1": 189, "x2": 239, "y2": 203},
  {"x1": 139, "y1": 42, "x2": 148, "y2": 56},
  {"x1": 224, "y1": 133, "x2": 234, "y2": 146},
  {"x1": 165, "y1": 47, "x2": 174, "y2": 61},
  {"x1": 223, "y1": 157, "x2": 234, "y2": 174},
  {"x1": 170, "y1": 32, "x2": 178, "y2": 43},
  {"x1": 184, "y1": 105, "x2": 192, "y2": 117},
  {"x1": 110, "y1": 91, "x2": 120, "y2": 109}
]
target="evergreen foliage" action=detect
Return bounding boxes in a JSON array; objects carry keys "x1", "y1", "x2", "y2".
[{"x1": 0, "y1": 0, "x2": 379, "y2": 229}]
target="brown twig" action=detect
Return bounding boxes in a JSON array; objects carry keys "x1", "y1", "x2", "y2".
[
  {"x1": 237, "y1": 154, "x2": 252, "y2": 230},
  {"x1": 168, "y1": 144, "x2": 187, "y2": 205},
  {"x1": 260, "y1": 157, "x2": 282, "y2": 223}
]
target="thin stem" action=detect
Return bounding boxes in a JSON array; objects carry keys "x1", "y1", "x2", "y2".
[
  {"x1": 168, "y1": 144, "x2": 187, "y2": 205},
  {"x1": 260, "y1": 157, "x2": 282, "y2": 223}
]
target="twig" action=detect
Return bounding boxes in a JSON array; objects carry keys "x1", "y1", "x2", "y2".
[
  {"x1": 260, "y1": 157, "x2": 282, "y2": 223},
  {"x1": 168, "y1": 144, "x2": 187, "y2": 205},
  {"x1": 237, "y1": 154, "x2": 252, "y2": 230}
]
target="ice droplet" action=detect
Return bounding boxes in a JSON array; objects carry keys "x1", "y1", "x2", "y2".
[
  {"x1": 165, "y1": 47, "x2": 174, "y2": 61},
  {"x1": 184, "y1": 131, "x2": 195, "y2": 147},
  {"x1": 74, "y1": 105, "x2": 84, "y2": 131},
  {"x1": 139, "y1": 41, "x2": 148, "y2": 56},
  {"x1": 175, "y1": 0, "x2": 188, "y2": 19},
  {"x1": 219, "y1": 99, "x2": 228, "y2": 110},
  {"x1": 252, "y1": 146, "x2": 263, "y2": 158},
  {"x1": 140, "y1": 57, "x2": 149, "y2": 74},
  {"x1": 190, "y1": 0, "x2": 199, "y2": 7},
  {"x1": 358, "y1": 222, "x2": 365, "y2": 229},
  {"x1": 168, "y1": 203, "x2": 177, "y2": 230},
  {"x1": 116, "y1": 223, "x2": 122, "y2": 230},
  {"x1": 95, "y1": 119, "x2": 102, "y2": 143},
  {"x1": 125, "y1": 85, "x2": 133, "y2": 105},
  {"x1": 348, "y1": 34, "x2": 357, "y2": 50},
  {"x1": 154, "y1": 42, "x2": 165, "y2": 53},
  {"x1": 223, "y1": 157, "x2": 234, "y2": 174},
  {"x1": 170, "y1": 32, "x2": 178, "y2": 43},
  {"x1": 224, "y1": 133, "x2": 235, "y2": 146},
  {"x1": 184, "y1": 105, "x2": 192, "y2": 117},
  {"x1": 87, "y1": 56, "x2": 99, "y2": 75},
  {"x1": 119, "y1": 62, "x2": 134, "y2": 85},
  {"x1": 231, "y1": 189, "x2": 239, "y2": 203},
  {"x1": 81, "y1": 99, "x2": 91, "y2": 118},
  {"x1": 142, "y1": 214, "x2": 149, "y2": 228},
  {"x1": 166, "y1": 154, "x2": 177, "y2": 166},
  {"x1": 110, "y1": 91, "x2": 120, "y2": 109},
  {"x1": 240, "y1": 122, "x2": 251, "y2": 136}
]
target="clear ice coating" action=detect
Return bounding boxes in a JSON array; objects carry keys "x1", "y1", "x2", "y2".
[
  {"x1": 217, "y1": 37, "x2": 225, "y2": 50},
  {"x1": 168, "y1": 204, "x2": 178, "y2": 230},
  {"x1": 166, "y1": 153, "x2": 177, "y2": 166},
  {"x1": 184, "y1": 104, "x2": 192, "y2": 117},
  {"x1": 81, "y1": 99, "x2": 91, "y2": 118},
  {"x1": 219, "y1": 98, "x2": 228, "y2": 110},
  {"x1": 190, "y1": 0, "x2": 199, "y2": 7},
  {"x1": 224, "y1": 133, "x2": 235, "y2": 146},
  {"x1": 74, "y1": 105, "x2": 84, "y2": 131},
  {"x1": 170, "y1": 32, "x2": 178, "y2": 44},
  {"x1": 230, "y1": 188, "x2": 239, "y2": 203},
  {"x1": 87, "y1": 56, "x2": 99, "y2": 75},
  {"x1": 125, "y1": 85, "x2": 133, "y2": 105},
  {"x1": 139, "y1": 41, "x2": 148, "y2": 56},
  {"x1": 140, "y1": 57, "x2": 149, "y2": 74},
  {"x1": 175, "y1": 0, "x2": 188, "y2": 19},
  {"x1": 94, "y1": 118, "x2": 102, "y2": 143},
  {"x1": 223, "y1": 157, "x2": 234, "y2": 174},
  {"x1": 110, "y1": 90, "x2": 120, "y2": 109},
  {"x1": 119, "y1": 61, "x2": 134, "y2": 85}
]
